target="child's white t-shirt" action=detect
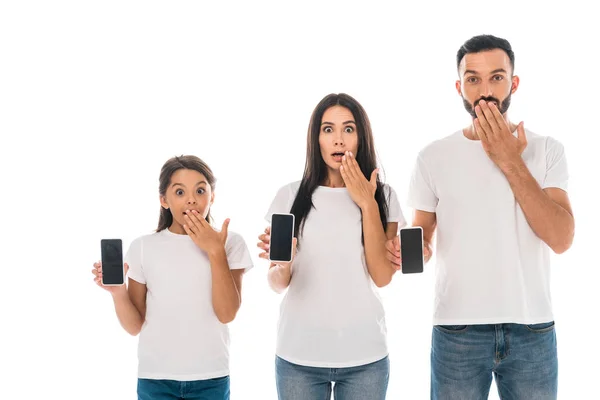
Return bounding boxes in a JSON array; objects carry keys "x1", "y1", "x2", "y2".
[
  {"x1": 266, "y1": 182, "x2": 406, "y2": 368},
  {"x1": 407, "y1": 130, "x2": 569, "y2": 325},
  {"x1": 125, "y1": 228, "x2": 253, "y2": 381}
]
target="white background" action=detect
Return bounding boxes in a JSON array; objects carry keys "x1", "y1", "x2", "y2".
[{"x1": 1, "y1": 1, "x2": 598, "y2": 399}]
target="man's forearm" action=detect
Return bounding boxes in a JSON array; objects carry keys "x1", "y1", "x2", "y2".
[{"x1": 500, "y1": 158, "x2": 574, "y2": 253}]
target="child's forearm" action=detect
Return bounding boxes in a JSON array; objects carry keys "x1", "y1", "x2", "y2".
[
  {"x1": 111, "y1": 291, "x2": 144, "y2": 336},
  {"x1": 209, "y1": 248, "x2": 241, "y2": 324}
]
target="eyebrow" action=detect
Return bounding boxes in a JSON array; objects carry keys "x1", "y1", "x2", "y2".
[
  {"x1": 172, "y1": 181, "x2": 207, "y2": 188},
  {"x1": 321, "y1": 120, "x2": 356, "y2": 125},
  {"x1": 464, "y1": 68, "x2": 508, "y2": 76}
]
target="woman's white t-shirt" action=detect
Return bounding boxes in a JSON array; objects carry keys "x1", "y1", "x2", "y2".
[
  {"x1": 125, "y1": 228, "x2": 253, "y2": 381},
  {"x1": 266, "y1": 182, "x2": 406, "y2": 368}
]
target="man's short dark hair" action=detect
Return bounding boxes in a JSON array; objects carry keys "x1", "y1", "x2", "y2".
[{"x1": 457, "y1": 35, "x2": 515, "y2": 72}]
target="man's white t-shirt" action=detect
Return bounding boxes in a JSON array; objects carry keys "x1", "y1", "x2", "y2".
[
  {"x1": 266, "y1": 181, "x2": 407, "y2": 368},
  {"x1": 408, "y1": 129, "x2": 569, "y2": 325},
  {"x1": 125, "y1": 228, "x2": 253, "y2": 381}
]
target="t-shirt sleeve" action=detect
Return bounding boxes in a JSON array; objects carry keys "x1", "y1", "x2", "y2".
[
  {"x1": 225, "y1": 232, "x2": 254, "y2": 271},
  {"x1": 265, "y1": 184, "x2": 293, "y2": 223},
  {"x1": 124, "y1": 237, "x2": 145, "y2": 284},
  {"x1": 384, "y1": 184, "x2": 407, "y2": 228},
  {"x1": 543, "y1": 137, "x2": 569, "y2": 191},
  {"x1": 407, "y1": 153, "x2": 438, "y2": 212}
]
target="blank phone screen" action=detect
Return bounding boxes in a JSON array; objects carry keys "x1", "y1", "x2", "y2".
[
  {"x1": 270, "y1": 214, "x2": 294, "y2": 262},
  {"x1": 101, "y1": 239, "x2": 124, "y2": 285},
  {"x1": 400, "y1": 228, "x2": 424, "y2": 274}
]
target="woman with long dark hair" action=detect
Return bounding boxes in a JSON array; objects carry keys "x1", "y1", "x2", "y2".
[{"x1": 258, "y1": 93, "x2": 407, "y2": 399}]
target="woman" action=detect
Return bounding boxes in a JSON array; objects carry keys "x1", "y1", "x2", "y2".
[{"x1": 258, "y1": 93, "x2": 407, "y2": 400}]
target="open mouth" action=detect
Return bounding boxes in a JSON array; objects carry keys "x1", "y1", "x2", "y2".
[{"x1": 331, "y1": 152, "x2": 345, "y2": 162}]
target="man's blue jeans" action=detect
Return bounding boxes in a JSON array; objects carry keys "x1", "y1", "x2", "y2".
[{"x1": 431, "y1": 322, "x2": 557, "y2": 399}]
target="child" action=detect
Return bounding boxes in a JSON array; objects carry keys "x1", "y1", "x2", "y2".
[{"x1": 93, "y1": 155, "x2": 253, "y2": 400}]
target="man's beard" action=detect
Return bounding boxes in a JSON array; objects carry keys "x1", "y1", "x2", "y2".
[{"x1": 463, "y1": 93, "x2": 512, "y2": 119}]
